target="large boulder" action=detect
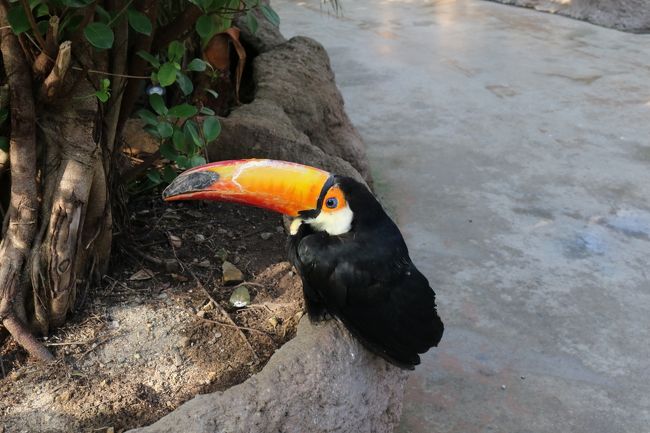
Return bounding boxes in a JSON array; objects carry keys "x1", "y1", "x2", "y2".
[
  {"x1": 487, "y1": 0, "x2": 650, "y2": 33},
  {"x1": 128, "y1": 319, "x2": 407, "y2": 433},
  {"x1": 208, "y1": 13, "x2": 372, "y2": 184}
]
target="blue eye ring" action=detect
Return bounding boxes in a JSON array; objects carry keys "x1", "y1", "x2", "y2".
[{"x1": 325, "y1": 197, "x2": 338, "y2": 209}]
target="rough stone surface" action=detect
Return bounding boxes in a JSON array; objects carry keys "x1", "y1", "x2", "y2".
[
  {"x1": 208, "y1": 36, "x2": 372, "y2": 184},
  {"x1": 486, "y1": 0, "x2": 650, "y2": 32},
  {"x1": 222, "y1": 260, "x2": 244, "y2": 285},
  {"x1": 128, "y1": 319, "x2": 407, "y2": 433}
]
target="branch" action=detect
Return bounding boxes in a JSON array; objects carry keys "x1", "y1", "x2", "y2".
[
  {"x1": 19, "y1": 0, "x2": 46, "y2": 50},
  {"x1": 39, "y1": 41, "x2": 72, "y2": 102},
  {"x1": 0, "y1": 2, "x2": 53, "y2": 362},
  {"x1": 116, "y1": 0, "x2": 158, "y2": 138},
  {"x1": 151, "y1": 4, "x2": 202, "y2": 52}
]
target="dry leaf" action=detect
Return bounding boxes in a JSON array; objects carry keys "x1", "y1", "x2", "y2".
[{"x1": 129, "y1": 268, "x2": 154, "y2": 281}]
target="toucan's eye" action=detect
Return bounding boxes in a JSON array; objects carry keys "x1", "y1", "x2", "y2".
[{"x1": 325, "y1": 197, "x2": 338, "y2": 209}]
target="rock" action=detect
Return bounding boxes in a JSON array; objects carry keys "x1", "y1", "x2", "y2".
[
  {"x1": 194, "y1": 234, "x2": 206, "y2": 243},
  {"x1": 127, "y1": 319, "x2": 407, "y2": 433},
  {"x1": 207, "y1": 37, "x2": 371, "y2": 185},
  {"x1": 229, "y1": 285, "x2": 251, "y2": 308},
  {"x1": 222, "y1": 261, "x2": 244, "y2": 285},
  {"x1": 260, "y1": 232, "x2": 272, "y2": 240},
  {"x1": 486, "y1": 0, "x2": 650, "y2": 33},
  {"x1": 123, "y1": 118, "x2": 159, "y2": 155}
]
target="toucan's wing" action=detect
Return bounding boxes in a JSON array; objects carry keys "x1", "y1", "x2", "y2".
[{"x1": 295, "y1": 232, "x2": 443, "y2": 369}]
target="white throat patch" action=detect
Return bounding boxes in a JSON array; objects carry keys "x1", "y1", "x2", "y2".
[{"x1": 307, "y1": 204, "x2": 354, "y2": 236}]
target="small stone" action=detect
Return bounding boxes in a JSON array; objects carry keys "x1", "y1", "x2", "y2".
[
  {"x1": 9, "y1": 370, "x2": 23, "y2": 381},
  {"x1": 222, "y1": 261, "x2": 244, "y2": 285},
  {"x1": 198, "y1": 259, "x2": 211, "y2": 268},
  {"x1": 260, "y1": 232, "x2": 272, "y2": 240},
  {"x1": 229, "y1": 285, "x2": 251, "y2": 308},
  {"x1": 168, "y1": 234, "x2": 182, "y2": 249},
  {"x1": 134, "y1": 353, "x2": 141, "y2": 360},
  {"x1": 501, "y1": 385, "x2": 507, "y2": 390},
  {"x1": 276, "y1": 225, "x2": 285, "y2": 233},
  {"x1": 520, "y1": 376, "x2": 526, "y2": 380},
  {"x1": 217, "y1": 228, "x2": 229, "y2": 235},
  {"x1": 58, "y1": 389, "x2": 73, "y2": 402},
  {"x1": 179, "y1": 336, "x2": 191, "y2": 348},
  {"x1": 268, "y1": 316, "x2": 279, "y2": 328},
  {"x1": 202, "y1": 301, "x2": 215, "y2": 311},
  {"x1": 107, "y1": 427, "x2": 115, "y2": 433},
  {"x1": 194, "y1": 234, "x2": 206, "y2": 242},
  {"x1": 214, "y1": 248, "x2": 228, "y2": 262},
  {"x1": 129, "y1": 268, "x2": 154, "y2": 281},
  {"x1": 197, "y1": 310, "x2": 206, "y2": 318}
]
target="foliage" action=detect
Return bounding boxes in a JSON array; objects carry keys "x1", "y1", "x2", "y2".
[{"x1": 2, "y1": 0, "x2": 280, "y2": 189}]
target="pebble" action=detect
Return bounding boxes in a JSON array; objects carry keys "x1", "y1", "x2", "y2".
[
  {"x1": 223, "y1": 261, "x2": 244, "y2": 284},
  {"x1": 260, "y1": 232, "x2": 273, "y2": 240},
  {"x1": 134, "y1": 353, "x2": 141, "y2": 360},
  {"x1": 276, "y1": 225, "x2": 285, "y2": 233},
  {"x1": 194, "y1": 234, "x2": 206, "y2": 242},
  {"x1": 501, "y1": 385, "x2": 507, "y2": 390}
]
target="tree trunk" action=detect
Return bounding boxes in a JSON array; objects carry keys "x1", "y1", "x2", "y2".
[{"x1": 0, "y1": 5, "x2": 116, "y2": 361}]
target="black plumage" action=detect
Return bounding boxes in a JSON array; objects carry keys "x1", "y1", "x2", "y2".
[{"x1": 288, "y1": 176, "x2": 444, "y2": 369}]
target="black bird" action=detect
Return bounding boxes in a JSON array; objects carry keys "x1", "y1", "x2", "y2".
[{"x1": 163, "y1": 159, "x2": 443, "y2": 369}]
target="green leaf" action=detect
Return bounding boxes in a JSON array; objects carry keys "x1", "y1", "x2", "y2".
[
  {"x1": 260, "y1": 4, "x2": 280, "y2": 27},
  {"x1": 61, "y1": 0, "x2": 94, "y2": 6},
  {"x1": 167, "y1": 41, "x2": 185, "y2": 63},
  {"x1": 168, "y1": 104, "x2": 198, "y2": 118},
  {"x1": 136, "y1": 109, "x2": 158, "y2": 125},
  {"x1": 0, "y1": 137, "x2": 8, "y2": 153},
  {"x1": 95, "y1": 90, "x2": 110, "y2": 103},
  {"x1": 160, "y1": 141, "x2": 179, "y2": 160},
  {"x1": 7, "y1": 5, "x2": 30, "y2": 34},
  {"x1": 184, "y1": 120, "x2": 202, "y2": 147},
  {"x1": 35, "y1": 3, "x2": 50, "y2": 18},
  {"x1": 202, "y1": 116, "x2": 221, "y2": 142},
  {"x1": 246, "y1": 11, "x2": 258, "y2": 34},
  {"x1": 95, "y1": 5, "x2": 111, "y2": 23},
  {"x1": 137, "y1": 50, "x2": 160, "y2": 68},
  {"x1": 172, "y1": 129, "x2": 187, "y2": 152},
  {"x1": 146, "y1": 170, "x2": 162, "y2": 184},
  {"x1": 186, "y1": 58, "x2": 207, "y2": 72},
  {"x1": 195, "y1": 14, "x2": 216, "y2": 40},
  {"x1": 127, "y1": 9, "x2": 152, "y2": 35},
  {"x1": 158, "y1": 63, "x2": 177, "y2": 87},
  {"x1": 199, "y1": 106, "x2": 215, "y2": 116},
  {"x1": 161, "y1": 165, "x2": 177, "y2": 183},
  {"x1": 176, "y1": 155, "x2": 190, "y2": 169},
  {"x1": 156, "y1": 122, "x2": 174, "y2": 138},
  {"x1": 189, "y1": 155, "x2": 207, "y2": 167},
  {"x1": 176, "y1": 72, "x2": 194, "y2": 96},
  {"x1": 144, "y1": 125, "x2": 161, "y2": 139},
  {"x1": 84, "y1": 22, "x2": 114, "y2": 49},
  {"x1": 205, "y1": 89, "x2": 219, "y2": 99},
  {"x1": 149, "y1": 94, "x2": 168, "y2": 115}
]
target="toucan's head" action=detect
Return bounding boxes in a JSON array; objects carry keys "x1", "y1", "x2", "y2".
[{"x1": 162, "y1": 159, "x2": 366, "y2": 236}]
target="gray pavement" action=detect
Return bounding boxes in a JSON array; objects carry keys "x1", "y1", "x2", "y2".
[{"x1": 273, "y1": 1, "x2": 650, "y2": 432}]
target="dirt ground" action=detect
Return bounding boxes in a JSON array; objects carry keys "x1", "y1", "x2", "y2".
[{"x1": 0, "y1": 191, "x2": 304, "y2": 433}]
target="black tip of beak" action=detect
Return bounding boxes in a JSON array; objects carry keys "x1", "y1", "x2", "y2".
[{"x1": 162, "y1": 170, "x2": 221, "y2": 200}]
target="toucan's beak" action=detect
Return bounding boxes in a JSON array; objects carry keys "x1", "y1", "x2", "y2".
[{"x1": 162, "y1": 159, "x2": 331, "y2": 217}]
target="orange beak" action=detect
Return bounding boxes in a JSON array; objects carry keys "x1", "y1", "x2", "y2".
[{"x1": 162, "y1": 159, "x2": 331, "y2": 217}]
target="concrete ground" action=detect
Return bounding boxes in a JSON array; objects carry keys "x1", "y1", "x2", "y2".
[{"x1": 273, "y1": 1, "x2": 650, "y2": 432}]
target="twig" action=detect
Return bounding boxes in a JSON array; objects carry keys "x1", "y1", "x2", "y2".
[
  {"x1": 198, "y1": 317, "x2": 272, "y2": 337},
  {"x1": 78, "y1": 334, "x2": 114, "y2": 359},
  {"x1": 19, "y1": 0, "x2": 46, "y2": 49},
  {"x1": 187, "y1": 268, "x2": 259, "y2": 363}
]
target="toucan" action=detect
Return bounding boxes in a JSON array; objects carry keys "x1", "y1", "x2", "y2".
[{"x1": 162, "y1": 159, "x2": 443, "y2": 369}]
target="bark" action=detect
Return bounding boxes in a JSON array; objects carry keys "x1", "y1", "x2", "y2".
[
  {"x1": 0, "y1": 3, "x2": 53, "y2": 361},
  {"x1": 0, "y1": 2, "x2": 114, "y2": 358}
]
